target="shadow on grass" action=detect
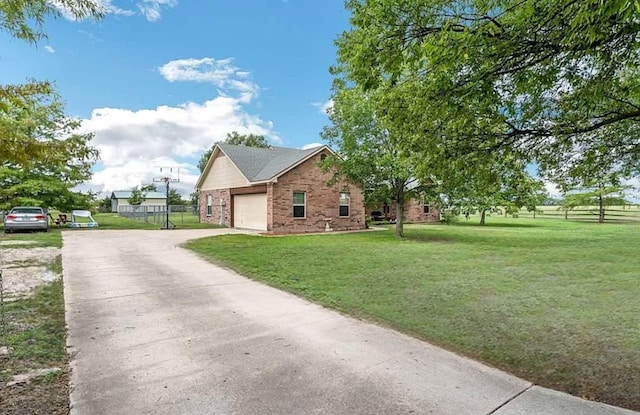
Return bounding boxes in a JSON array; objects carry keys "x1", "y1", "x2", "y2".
[{"x1": 447, "y1": 221, "x2": 542, "y2": 228}]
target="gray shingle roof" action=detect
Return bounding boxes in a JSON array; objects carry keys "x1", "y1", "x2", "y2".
[{"x1": 218, "y1": 143, "x2": 323, "y2": 182}]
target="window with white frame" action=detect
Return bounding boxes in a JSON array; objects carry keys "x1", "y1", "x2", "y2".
[
  {"x1": 339, "y1": 192, "x2": 350, "y2": 217},
  {"x1": 423, "y1": 202, "x2": 430, "y2": 214},
  {"x1": 206, "y1": 195, "x2": 213, "y2": 215},
  {"x1": 293, "y1": 192, "x2": 305, "y2": 218}
]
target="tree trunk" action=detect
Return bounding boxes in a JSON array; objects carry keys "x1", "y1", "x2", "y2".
[
  {"x1": 599, "y1": 192, "x2": 605, "y2": 223},
  {"x1": 395, "y1": 198, "x2": 404, "y2": 238},
  {"x1": 480, "y1": 210, "x2": 486, "y2": 225}
]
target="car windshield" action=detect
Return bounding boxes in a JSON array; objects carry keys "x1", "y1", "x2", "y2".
[{"x1": 11, "y1": 208, "x2": 43, "y2": 214}]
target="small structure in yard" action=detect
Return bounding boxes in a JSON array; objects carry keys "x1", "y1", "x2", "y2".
[
  {"x1": 110, "y1": 190, "x2": 167, "y2": 213},
  {"x1": 196, "y1": 143, "x2": 366, "y2": 233},
  {"x1": 69, "y1": 210, "x2": 99, "y2": 228}
]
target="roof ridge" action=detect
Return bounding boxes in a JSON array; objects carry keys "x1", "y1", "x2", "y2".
[{"x1": 218, "y1": 143, "x2": 325, "y2": 182}]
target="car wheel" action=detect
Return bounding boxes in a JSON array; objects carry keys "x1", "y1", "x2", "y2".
[
  {"x1": 44, "y1": 228, "x2": 49, "y2": 233},
  {"x1": 4, "y1": 228, "x2": 10, "y2": 234}
]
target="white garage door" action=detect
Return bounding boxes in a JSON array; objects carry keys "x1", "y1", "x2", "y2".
[{"x1": 233, "y1": 193, "x2": 267, "y2": 231}]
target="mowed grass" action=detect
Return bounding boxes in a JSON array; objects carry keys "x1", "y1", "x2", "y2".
[
  {"x1": 186, "y1": 218, "x2": 640, "y2": 410},
  {"x1": 0, "y1": 228, "x2": 62, "y2": 248}
]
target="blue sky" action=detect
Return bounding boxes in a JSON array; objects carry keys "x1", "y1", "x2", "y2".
[{"x1": 0, "y1": 0, "x2": 348, "y2": 196}]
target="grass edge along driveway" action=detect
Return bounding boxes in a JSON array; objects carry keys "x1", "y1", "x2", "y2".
[{"x1": 186, "y1": 218, "x2": 640, "y2": 411}]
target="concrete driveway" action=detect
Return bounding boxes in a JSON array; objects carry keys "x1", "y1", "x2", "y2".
[{"x1": 62, "y1": 229, "x2": 637, "y2": 415}]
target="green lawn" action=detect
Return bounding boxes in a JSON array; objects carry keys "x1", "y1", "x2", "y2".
[
  {"x1": 0, "y1": 228, "x2": 62, "y2": 248},
  {"x1": 186, "y1": 218, "x2": 640, "y2": 410}
]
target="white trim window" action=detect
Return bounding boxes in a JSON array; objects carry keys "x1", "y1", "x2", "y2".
[
  {"x1": 293, "y1": 192, "x2": 305, "y2": 218},
  {"x1": 339, "y1": 192, "x2": 350, "y2": 217},
  {"x1": 206, "y1": 194, "x2": 213, "y2": 216},
  {"x1": 423, "y1": 203, "x2": 430, "y2": 214}
]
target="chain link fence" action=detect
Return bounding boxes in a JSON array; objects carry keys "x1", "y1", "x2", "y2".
[{"x1": 117, "y1": 205, "x2": 200, "y2": 225}]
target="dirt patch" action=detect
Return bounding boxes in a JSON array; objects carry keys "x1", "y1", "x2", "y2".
[
  {"x1": 0, "y1": 247, "x2": 59, "y2": 301},
  {"x1": 0, "y1": 370, "x2": 69, "y2": 415}
]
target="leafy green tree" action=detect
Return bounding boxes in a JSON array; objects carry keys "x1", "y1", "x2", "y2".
[
  {"x1": 189, "y1": 191, "x2": 199, "y2": 207},
  {"x1": 198, "y1": 131, "x2": 270, "y2": 173},
  {"x1": 128, "y1": 186, "x2": 146, "y2": 206},
  {"x1": 335, "y1": 0, "x2": 640, "y2": 184},
  {"x1": 168, "y1": 188, "x2": 186, "y2": 206},
  {"x1": 431, "y1": 151, "x2": 545, "y2": 225},
  {"x1": 141, "y1": 184, "x2": 158, "y2": 192},
  {"x1": 322, "y1": 86, "x2": 424, "y2": 238},
  {"x1": 0, "y1": 0, "x2": 103, "y2": 44},
  {"x1": 561, "y1": 181, "x2": 632, "y2": 223},
  {"x1": 1, "y1": 0, "x2": 103, "y2": 166},
  {"x1": 0, "y1": 96, "x2": 98, "y2": 210},
  {"x1": 0, "y1": 0, "x2": 103, "y2": 211},
  {"x1": 97, "y1": 196, "x2": 112, "y2": 213}
]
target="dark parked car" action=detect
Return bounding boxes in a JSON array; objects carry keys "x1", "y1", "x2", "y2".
[
  {"x1": 370, "y1": 211, "x2": 384, "y2": 221},
  {"x1": 3, "y1": 206, "x2": 49, "y2": 233}
]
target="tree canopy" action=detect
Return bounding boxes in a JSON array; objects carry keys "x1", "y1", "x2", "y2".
[
  {"x1": 0, "y1": 0, "x2": 103, "y2": 211},
  {"x1": 0, "y1": 92, "x2": 98, "y2": 210},
  {"x1": 0, "y1": 0, "x2": 103, "y2": 43},
  {"x1": 323, "y1": 85, "x2": 430, "y2": 237},
  {"x1": 128, "y1": 186, "x2": 146, "y2": 206},
  {"x1": 336, "y1": 0, "x2": 640, "y2": 183}
]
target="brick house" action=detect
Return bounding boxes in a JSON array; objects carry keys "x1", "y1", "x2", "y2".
[
  {"x1": 366, "y1": 199, "x2": 440, "y2": 223},
  {"x1": 195, "y1": 143, "x2": 366, "y2": 233}
]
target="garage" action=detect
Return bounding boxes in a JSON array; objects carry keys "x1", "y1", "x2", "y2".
[{"x1": 233, "y1": 193, "x2": 267, "y2": 231}]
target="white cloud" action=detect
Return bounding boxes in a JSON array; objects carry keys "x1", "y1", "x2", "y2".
[
  {"x1": 78, "y1": 56, "x2": 277, "y2": 196},
  {"x1": 44, "y1": 45, "x2": 55, "y2": 53},
  {"x1": 301, "y1": 143, "x2": 323, "y2": 150},
  {"x1": 138, "y1": 0, "x2": 177, "y2": 22},
  {"x1": 544, "y1": 181, "x2": 562, "y2": 199},
  {"x1": 310, "y1": 99, "x2": 334, "y2": 115},
  {"x1": 52, "y1": 0, "x2": 134, "y2": 20},
  {"x1": 158, "y1": 57, "x2": 259, "y2": 102},
  {"x1": 53, "y1": 0, "x2": 176, "y2": 22},
  {"x1": 81, "y1": 97, "x2": 279, "y2": 195}
]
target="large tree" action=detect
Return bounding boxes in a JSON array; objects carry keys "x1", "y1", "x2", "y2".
[
  {"x1": 1, "y1": 0, "x2": 103, "y2": 166},
  {"x1": 0, "y1": 0, "x2": 103, "y2": 210},
  {"x1": 322, "y1": 86, "x2": 425, "y2": 238},
  {"x1": 430, "y1": 151, "x2": 547, "y2": 225},
  {"x1": 336, "y1": 0, "x2": 640, "y2": 183},
  {"x1": 0, "y1": 94, "x2": 98, "y2": 210}
]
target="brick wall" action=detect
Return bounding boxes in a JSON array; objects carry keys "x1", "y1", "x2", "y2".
[
  {"x1": 367, "y1": 199, "x2": 440, "y2": 223},
  {"x1": 200, "y1": 189, "x2": 231, "y2": 226},
  {"x1": 403, "y1": 198, "x2": 440, "y2": 223},
  {"x1": 270, "y1": 151, "x2": 366, "y2": 234}
]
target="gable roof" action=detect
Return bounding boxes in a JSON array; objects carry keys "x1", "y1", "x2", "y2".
[
  {"x1": 111, "y1": 191, "x2": 167, "y2": 199},
  {"x1": 196, "y1": 143, "x2": 330, "y2": 189}
]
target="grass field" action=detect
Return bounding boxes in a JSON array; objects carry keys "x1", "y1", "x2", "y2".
[
  {"x1": 0, "y1": 228, "x2": 62, "y2": 248},
  {"x1": 517, "y1": 204, "x2": 640, "y2": 223},
  {"x1": 186, "y1": 218, "x2": 640, "y2": 410}
]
